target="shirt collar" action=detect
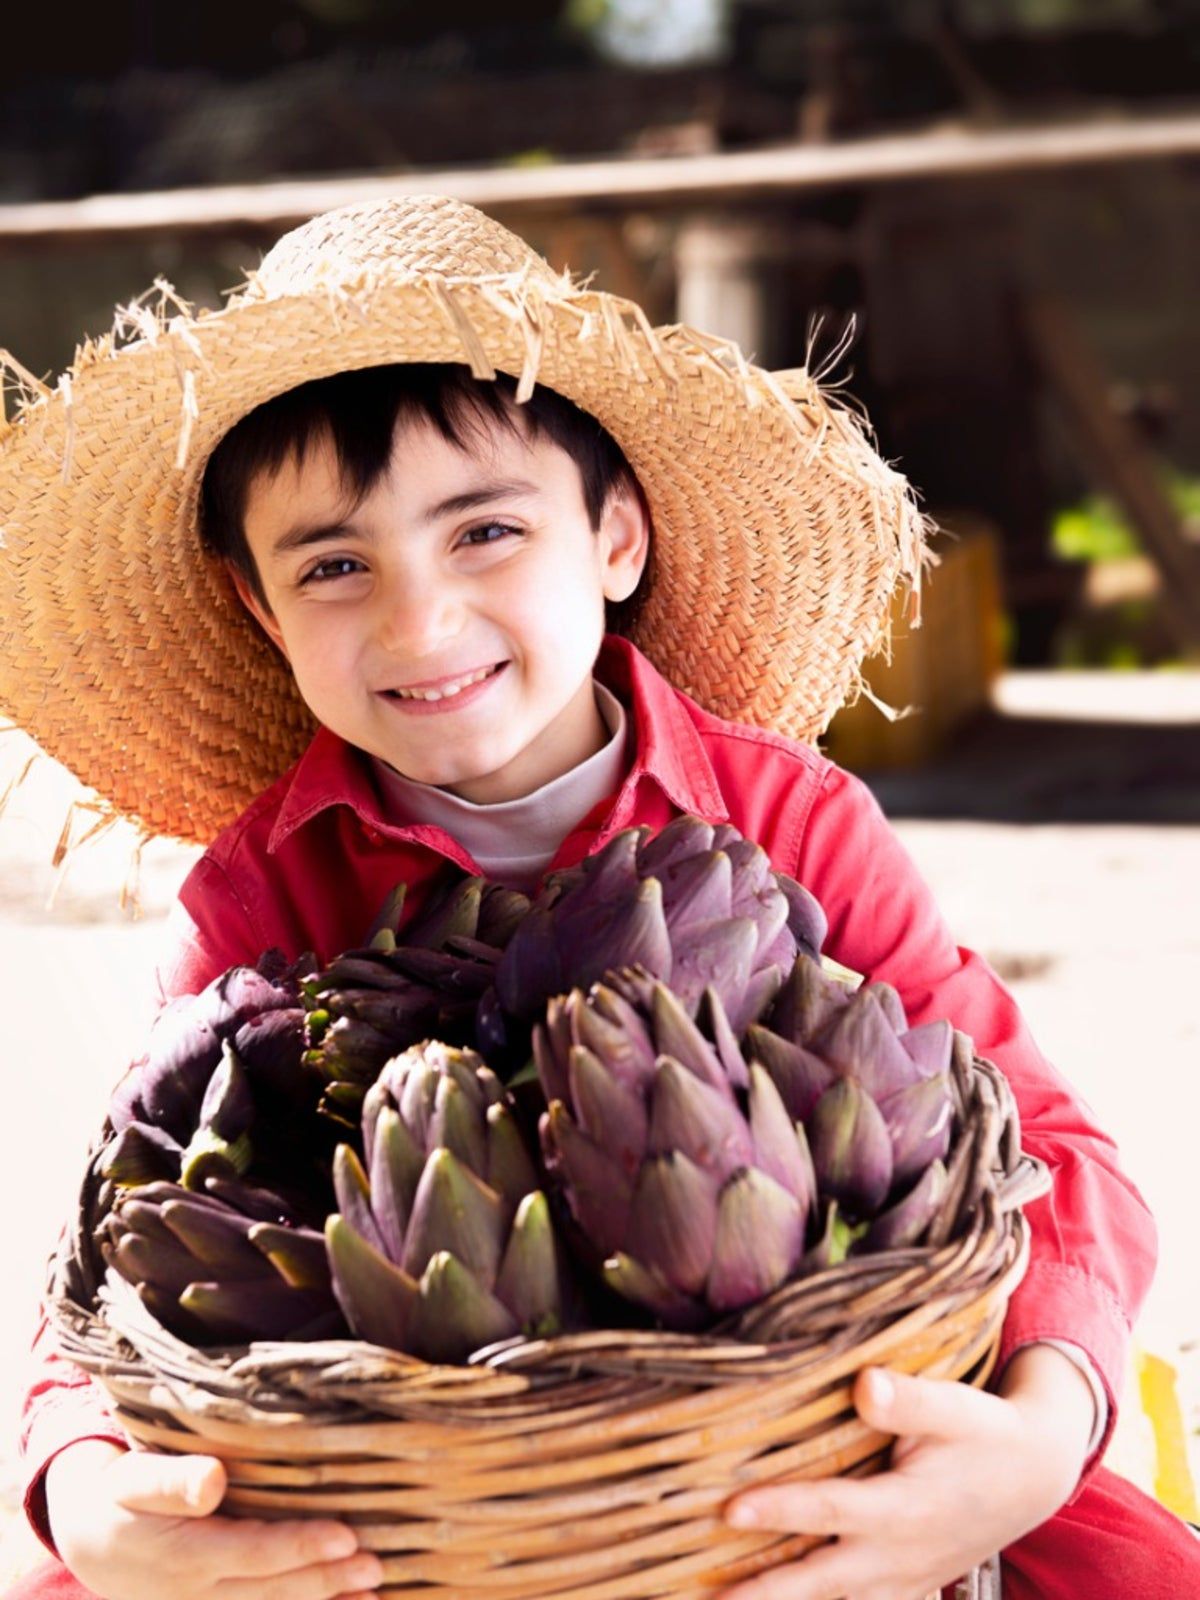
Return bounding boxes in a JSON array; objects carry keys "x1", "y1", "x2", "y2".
[
  {"x1": 267, "y1": 633, "x2": 727, "y2": 854},
  {"x1": 596, "y1": 634, "x2": 728, "y2": 824}
]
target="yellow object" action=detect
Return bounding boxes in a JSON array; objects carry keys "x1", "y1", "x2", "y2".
[
  {"x1": 824, "y1": 512, "x2": 1005, "y2": 770},
  {"x1": 1136, "y1": 1348, "x2": 1199, "y2": 1523}
]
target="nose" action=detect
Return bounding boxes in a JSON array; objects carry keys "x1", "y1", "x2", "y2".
[{"x1": 374, "y1": 569, "x2": 466, "y2": 658}]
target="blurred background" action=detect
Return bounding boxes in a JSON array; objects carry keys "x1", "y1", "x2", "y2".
[{"x1": 2, "y1": 0, "x2": 1198, "y2": 1577}]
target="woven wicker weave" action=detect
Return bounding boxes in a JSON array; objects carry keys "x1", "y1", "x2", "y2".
[{"x1": 50, "y1": 1053, "x2": 1046, "y2": 1600}]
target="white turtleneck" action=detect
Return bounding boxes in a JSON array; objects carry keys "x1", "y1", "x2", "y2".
[{"x1": 371, "y1": 681, "x2": 628, "y2": 893}]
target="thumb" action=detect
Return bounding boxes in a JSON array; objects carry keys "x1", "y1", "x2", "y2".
[
  {"x1": 853, "y1": 1366, "x2": 1004, "y2": 1442},
  {"x1": 112, "y1": 1451, "x2": 227, "y2": 1517}
]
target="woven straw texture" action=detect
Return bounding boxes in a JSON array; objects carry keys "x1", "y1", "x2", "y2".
[
  {"x1": 0, "y1": 195, "x2": 929, "y2": 847},
  {"x1": 50, "y1": 1052, "x2": 1045, "y2": 1600}
]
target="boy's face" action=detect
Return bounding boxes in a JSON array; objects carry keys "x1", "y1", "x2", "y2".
[{"x1": 231, "y1": 406, "x2": 649, "y2": 803}]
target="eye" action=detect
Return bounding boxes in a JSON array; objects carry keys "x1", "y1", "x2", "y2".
[
  {"x1": 300, "y1": 556, "x2": 365, "y2": 585},
  {"x1": 460, "y1": 521, "x2": 521, "y2": 548}
]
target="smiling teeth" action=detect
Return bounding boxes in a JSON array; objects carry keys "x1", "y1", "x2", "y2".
[{"x1": 391, "y1": 665, "x2": 497, "y2": 702}]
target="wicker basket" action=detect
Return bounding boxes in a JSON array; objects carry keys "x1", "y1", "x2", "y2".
[{"x1": 49, "y1": 1051, "x2": 1047, "y2": 1600}]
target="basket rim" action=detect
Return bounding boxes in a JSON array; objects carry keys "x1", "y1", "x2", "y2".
[
  {"x1": 47, "y1": 1051, "x2": 1048, "y2": 1424},
  {"x1": 43, "y1": 1045, "x2": 1045, "y2": 1600}
]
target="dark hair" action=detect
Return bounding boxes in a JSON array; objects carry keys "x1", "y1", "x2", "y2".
[{"x1": 199, "y1": 362, "x2": 653, "y2": 635}]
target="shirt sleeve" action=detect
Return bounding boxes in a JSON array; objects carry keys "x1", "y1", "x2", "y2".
[
  {"x1": 794, "y1": 762, "x2": 1157, "y2": 1481},
  {"x1": 19, "y1": 853, "x2": 260, "y2": 1553},
  {"x1": 153, "y1": 853, "x2": 267, "y2": 1003},
  {"x1": 1040, "y1": 1339, "x2": 1110, "y2": 1457},
  {"x1": 19, "y1": 1306, "x2": 129, "y2": 1555}
]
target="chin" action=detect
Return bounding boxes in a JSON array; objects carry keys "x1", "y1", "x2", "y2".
[{"x1": 400, "y1": 749, "x2": 507, "y2": 790}]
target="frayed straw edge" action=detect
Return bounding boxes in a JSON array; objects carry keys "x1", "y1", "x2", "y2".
[
  {"x1": 175, "y1": 369, "x2": 199, "y2": 471},
  {"x1": 669, "y1": 324, "x2": 747, "y2": 388},
  {"x1": 4, "y1": 278, "x2": 209, "y2": 457},
  {"x1": 46, "y1": 798, "x2": 149, "y2": 920},
  {"x1": 121, "y1": 830, "x2": 151, "y2": 920},
  {"x1": 51, "y1": 798, "x2": 117, "y2": 872},
  {"x1": 0, "y1": 748, "x2": 41, "y2": 825},
  {"x1": 433, "y1": 273, "x2": 559, "y2": 403},
  {"x1": 111, "y1": 277, "x2": 196, "y2": 353},
  {"x1": 771, "y1": 347, "x2": 936, "y2": 623},
  {"x1": 470, "y1": 277, "x2": 675, "y2": 387},
  {"x1": 429, "y1": 281, "x2": 496, "y2": 382},
  {"x1": 623, "y1": 299, "x2": 675, "y2": 382},
  {"x1": 598, "y1": 297, "x2": 656, "y2": 384},
  {"x1": 0, "y1": 349, "x2": 52, "y2": 429},
  {"x1": 59, "y1": 374, "x2": 75, "y2": 484},
  {"x1": 0, "y1": 723, "x2": 158, "y2": 919},
  {"x1": 851, "y1": 674, "x2": 919, "y2": 724},
  {"x1": 514, "y1": 291, "x2": 545, "y2": 405},
  {"x1": 833, "y1": 500, "x2": 941, "y2": 735},
  {"x1": 805, "y1": 312, "x2": 859, "y2": 394},
  {"x1": 320, "y1": 274, "x2": 377, "y2": 332}
]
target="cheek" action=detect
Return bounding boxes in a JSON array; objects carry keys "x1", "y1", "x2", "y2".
[
  {"x1": 514, "y1": 593, "x2": 603, "y2": 679},
  {"x1": 278, "y1": 613, "x2": 357, "y2": 687},
  {"x1": 506, "y1": 544, "x2": 606, "y2": 641}
]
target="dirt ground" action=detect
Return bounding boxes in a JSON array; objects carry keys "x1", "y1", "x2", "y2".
[{"x1": 1, "y1": 668, "x2": 1196, "y2": 1579}]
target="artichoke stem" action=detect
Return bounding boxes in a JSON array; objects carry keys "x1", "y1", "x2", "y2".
[{"x1": 180, "y1": 1128, "x2": 253, "y2": 1191}]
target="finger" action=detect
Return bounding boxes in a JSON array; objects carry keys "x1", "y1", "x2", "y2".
[
  {"x1": 725, "y1": 1469, "x2": 895, "y2": 1538},
  {"x1": 112, "y1": 1451, "x2": 228, "y2": 1516},
  {"x1": 201, "y1": 1515, "x2": 363, "y2": 1580},
  {"x1": 853, "y1": 1365, "x2": 1007, "y2": 1443},
  {"x1": 217, "y1": 1548, "x2": 384, "y2": 1600},
  {"x1": 718, "y1": 1541, "x2": 866, "y2": 1600}
]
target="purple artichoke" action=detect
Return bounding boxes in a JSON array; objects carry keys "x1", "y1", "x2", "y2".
[
  {"x1": 490, "y1": 816, "x2": 827, "y2": 1044},
  {"x1": 325, "y1": 1041, "x2": 569, "y2": 1363},
  {"x1": 535, "y1": 970, "x2": 818, "y2": 1328}
]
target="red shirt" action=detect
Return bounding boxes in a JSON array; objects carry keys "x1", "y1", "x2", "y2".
[{"x1": 21, "y1": 634, "x2": 1154, "y2": 1548}]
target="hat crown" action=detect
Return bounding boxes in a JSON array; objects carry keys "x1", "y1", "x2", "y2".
[{"x1": 250, "y1": 193, "x2": 552, "y2": 299}]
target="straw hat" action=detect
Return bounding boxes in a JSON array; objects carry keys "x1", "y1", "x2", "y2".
[{"x1": 0, "y1": 194, "x2": 928, "y2": 848}]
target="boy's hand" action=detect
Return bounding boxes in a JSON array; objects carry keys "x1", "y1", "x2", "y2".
[
  {"x1": 46, "y1": 1440, "x2": 384, "y2": 1600},
  {"x1": 719, "y1": 1345, "x2": 1096, "y2": 1600}
]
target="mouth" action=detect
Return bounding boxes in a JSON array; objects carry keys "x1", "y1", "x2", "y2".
[{"x1": 380, "y1": 661, "x2": 508, "y2": 708}]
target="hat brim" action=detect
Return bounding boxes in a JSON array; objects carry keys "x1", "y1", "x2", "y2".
[{"x1": 0, "y1": 269, "x2": 925, "y2": 844}]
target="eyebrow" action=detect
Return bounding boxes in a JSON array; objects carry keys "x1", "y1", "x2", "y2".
[{"x1": 268, "y1": 478, "x2": 542, "y2": 559}]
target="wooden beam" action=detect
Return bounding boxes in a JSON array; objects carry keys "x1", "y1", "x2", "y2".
[
  {"x1": 1023, "y1": 291, "x2": 1200, "y2": 658},
  {"x1": 1, "y1": 111, "x2": 1199, "y2": 245}
]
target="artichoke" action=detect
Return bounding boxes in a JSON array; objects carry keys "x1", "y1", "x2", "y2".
[
  {"x1": 304, "y1": 875, "x2": 530, "y2": 1119},
  {"x1": 100, "y1": 1176, "x2": 344, "y2": 1344},
  {"x1": 325, "y1": 1041, "x2": 568, "y2": 1363},
  {"x1": 487, "y1": 816, "x2": 827, "y2": 1050},
  {"x1": 535, "y1": 970, "x2": 818, "y2": 1328},
  {"x1": 105, "y1": 950, "x2": 323, "y2": 1202},
  {"x1": 110, "y1": 951, "x2": 310, "y2": 1148},
  {"x1": 748, "y1": 955, "x2": 956, "y2": 1249},
  {"x1": 92, "y1": 844, "x2": 965, "y2": 1361}
]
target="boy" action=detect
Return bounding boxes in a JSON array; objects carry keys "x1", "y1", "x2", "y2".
[{"x1": 1, "y1": 195, "x2": 1195, "y2": 1600}]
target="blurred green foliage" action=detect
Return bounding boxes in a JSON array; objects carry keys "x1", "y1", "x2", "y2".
[
  {"x1": 1051, "y1": 497, "x2": 1142, "y2": 562},
  {"x1": 1048, "y1": 472, "x2": 1199, "y2": 668},
  {"x1": 960, "y1": 0, "x2": 1163, "y2": 28},
  {"x1": 1056, "y1": 600, "x2": 1158, "y2": 670},
  {"x1": 1050, "y1": 473, "x2": 1200, "y2": 563},
  {"x1": 503, "y1": 148, "x2": 558, "y2": 167}
]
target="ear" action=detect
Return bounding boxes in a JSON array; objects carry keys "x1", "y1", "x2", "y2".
[
  {"x1": 599, "y1": 483, "x2": 651, "y2": 604},
  {"x1": 227, "y1": 564, "x2": 290, "y2": 662}
]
